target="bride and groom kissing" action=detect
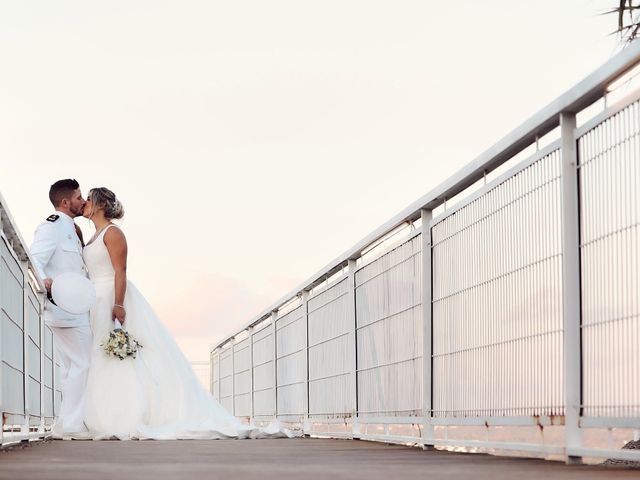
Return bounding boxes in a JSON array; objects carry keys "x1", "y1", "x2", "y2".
[{"x1": 31, "y1": 179, "x2": 293, "y2": 441}]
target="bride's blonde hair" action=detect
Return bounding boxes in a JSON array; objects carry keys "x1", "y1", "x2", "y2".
[{"x1": 88, "y1": 187, "x2": 124, "y2": 220}]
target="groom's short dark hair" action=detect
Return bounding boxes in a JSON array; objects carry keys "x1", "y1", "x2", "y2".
[{"x1": 49, "y1": 179, "x2": 80, "y2": 207}]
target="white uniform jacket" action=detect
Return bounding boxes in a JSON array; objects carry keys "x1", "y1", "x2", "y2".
[{"x1": 30, "y1": 211, "x2": 90, "y2": 328}]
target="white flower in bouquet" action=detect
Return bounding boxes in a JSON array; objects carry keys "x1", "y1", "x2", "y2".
[{"x1": 102, "y1": 319, "x2": 142, "y2": 360}]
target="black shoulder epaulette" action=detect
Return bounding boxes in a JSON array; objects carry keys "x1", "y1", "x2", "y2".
[{"x1": 46, "y1": 214, "x2": 60, "y2": 222}]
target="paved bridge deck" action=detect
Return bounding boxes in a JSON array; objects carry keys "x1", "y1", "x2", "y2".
[{"x1": 1, "y1": 437, "x2": 637, "y2": 480}]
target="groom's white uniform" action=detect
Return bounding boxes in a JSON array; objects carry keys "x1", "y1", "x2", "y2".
[{"x1": 30, "y1": 211, "x2": 91, "y2": 435}]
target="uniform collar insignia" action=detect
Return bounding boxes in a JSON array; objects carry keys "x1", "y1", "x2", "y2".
[{"x1": 54, "y1": 211, "x2": 74, "y2": 224}]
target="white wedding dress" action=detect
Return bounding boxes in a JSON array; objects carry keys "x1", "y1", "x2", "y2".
[{"x1": 82, "y1": 225, "x2": 293, "y2": 440}]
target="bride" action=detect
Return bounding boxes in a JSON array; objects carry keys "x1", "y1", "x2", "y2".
[{"x1": 81, "y1": 187, "x2": 293, "y2": 440}]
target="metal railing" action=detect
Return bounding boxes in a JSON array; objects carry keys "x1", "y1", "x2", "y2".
[
  {"x1": 211, "y1": 41, "x2": 640, "y2": 464},
  {"x1": 0, "y1": 193, "x2": 61, "y2": 446}
]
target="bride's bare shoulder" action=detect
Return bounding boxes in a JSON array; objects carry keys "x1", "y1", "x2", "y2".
[{"x1": 103, "y1": 224, "x2": 127, "y2": 244}]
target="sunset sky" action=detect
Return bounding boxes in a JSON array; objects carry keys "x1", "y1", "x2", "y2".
[{"x1": 0, "y1": 1, "x2": 621, "y2": 360}]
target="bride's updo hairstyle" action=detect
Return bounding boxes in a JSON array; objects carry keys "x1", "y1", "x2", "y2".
[{"x1": 88, "y1": 187, "x2": 124, "y2": 220}]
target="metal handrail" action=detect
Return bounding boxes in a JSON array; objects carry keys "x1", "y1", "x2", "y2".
[
  {"x1": 213, "y1": 40, "x2": 640, "y2": 350},
  {"x1": 0, "y1": 192, "x2": 46, "y2": 292}
]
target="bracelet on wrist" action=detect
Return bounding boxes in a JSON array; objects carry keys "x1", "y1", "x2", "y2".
[{"x1": 114, "y1": 303, "x2": 125, "y2": 309}]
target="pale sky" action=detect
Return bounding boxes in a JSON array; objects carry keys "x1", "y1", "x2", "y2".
[{"x1": 0, "y1": 1, "x2": 621, "y2": 360}]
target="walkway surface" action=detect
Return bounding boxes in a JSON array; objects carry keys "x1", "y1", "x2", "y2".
[{"x1": 1, "y1": 437, "x2": 638, "y2": 480}]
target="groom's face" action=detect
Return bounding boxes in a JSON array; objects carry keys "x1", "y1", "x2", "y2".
[{"x1": 66, "y1": 188, "x2": 86, "y2": 217}]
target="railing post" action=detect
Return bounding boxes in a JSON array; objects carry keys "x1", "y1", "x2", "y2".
[
  {"x1": 247, "y1": 327, "x2": 254, "y2": 424},
  {"x1": 0, "y1": 233, "x2": 4, "y2": 445},
  {"x1": 39, "y1": 289, "x2": 45, "y2": 434},
  {"x1": 21, "y1": 262, "x2": 29, "y2": 436},
  {"x1": 230, "y1": 337, "x2": 236, "y2": 416},
  {"x1": 50, "y1": 330, "x2": 55, "y2": 424},
  {"x1": 560, "y1": 111, "x2": 582, "y2": 464},
  {"x1": 301, "y1": 290, "x2": 310, "y2": 434},
  {"x1": 421, "y1": 209, "x2": 434, "y2": 446},
  {"x1": 348, "y1": 259, "x2": 359, "y2": 438},
  {"x1": 216, "y1": 348, "x2": 221, "y2": 402},
  {"x1": 209, "y1": 349, "x2": 214, "y2": 396},
  {"x1": 271, "y1": 311, "x2": 278, "y2": 421}
]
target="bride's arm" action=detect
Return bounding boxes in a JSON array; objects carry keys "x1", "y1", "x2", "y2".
[{"x1": 104, "y1": 226, "x2": 128, "y2": 324}]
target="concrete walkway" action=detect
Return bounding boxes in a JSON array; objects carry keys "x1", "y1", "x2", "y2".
[{"x1": 0, "y1": 437, "x2": 637, "y2": 480}]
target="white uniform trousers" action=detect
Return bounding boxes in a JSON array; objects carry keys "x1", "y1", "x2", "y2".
[{"x1": 50, "y1": 325, "x2": 92, "y2": 434}]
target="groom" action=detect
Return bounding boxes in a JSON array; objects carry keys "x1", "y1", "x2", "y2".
[{"x1": 30, "y1": 179, "x2": 92, "y2": 438}]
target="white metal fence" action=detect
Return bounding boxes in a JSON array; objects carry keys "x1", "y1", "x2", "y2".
[
  {"x1": 431, "y1": 147, "x2": 564, "y2": 421},
  {"x1": 0, "y1": 194, "x2": 61, "y2": 446},
  {"x1": 212, "y1": 42, "x2": 640, "y2": 464}
]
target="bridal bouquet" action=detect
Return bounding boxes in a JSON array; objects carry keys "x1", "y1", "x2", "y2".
[{"x1": 102, "y1": 320, "x2": 142, "y2": 360}]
